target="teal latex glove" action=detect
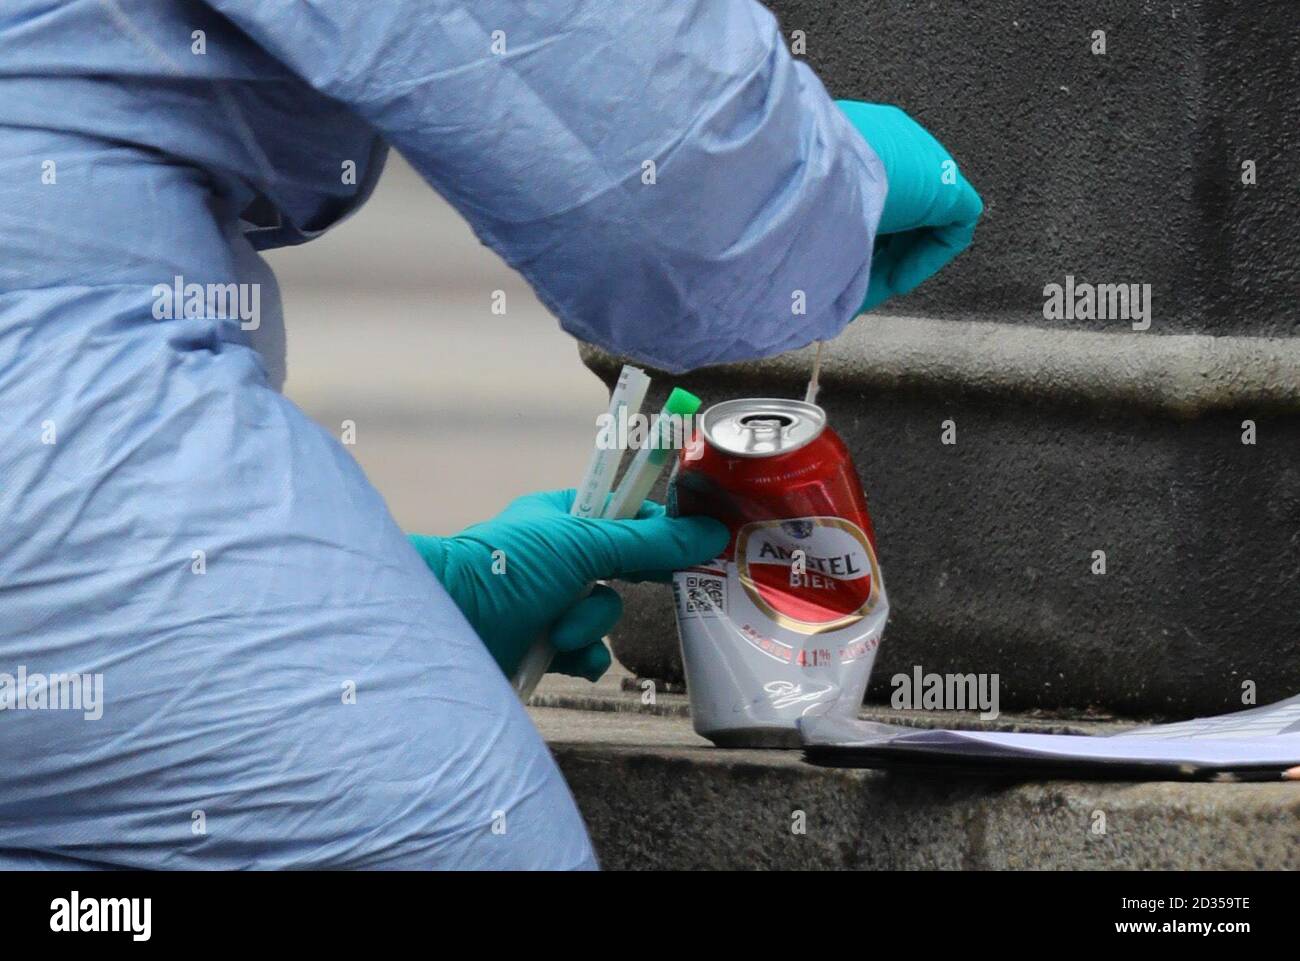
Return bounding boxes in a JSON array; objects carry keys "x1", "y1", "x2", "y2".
[
  {"x1": 837, "y1": 100, "x2": 984, "y2": 312},
  {"x1": 409, "y1": 490, "x2": 728, "y2": 682}
]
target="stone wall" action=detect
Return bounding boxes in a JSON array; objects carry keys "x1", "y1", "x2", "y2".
[{"x1": 583, "y1": 0, "x2": 1300, "y2": 718}]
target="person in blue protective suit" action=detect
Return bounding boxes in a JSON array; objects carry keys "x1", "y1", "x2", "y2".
[{"x1": 0, "y1": 1, "x2": 979, "y2": 869}]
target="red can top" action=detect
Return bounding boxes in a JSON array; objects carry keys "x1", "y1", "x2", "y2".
[{"x1": 674, "y1": 398, "x2": 877, "y2": 551}]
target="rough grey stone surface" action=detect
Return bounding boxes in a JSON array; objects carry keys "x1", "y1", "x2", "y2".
[
  {"x1": 768, "y1": 0, "x2": 1299, "y2": 336},
  {"x1": 583, "y1": 321, "x2": 1300, "y2": 718},
  {"x1": 532, "y1": 665, "x2": 1134, "y2": 735},
  {"x1": 531, "y1": 703, "x2": 1300, "y2": 870},
  {"x1": 623, "y1": 318, "x2": 1300, "y2": 417},
  {"x1": 605, "y1": 580, "x2": 683, "y2": 686},
  {"x1": 577, "y1": 0, "x2": 1300, "y2": 718}
]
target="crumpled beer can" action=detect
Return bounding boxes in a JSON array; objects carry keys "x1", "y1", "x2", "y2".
[{"x1": 668, "y1": 399, "x2": 888, "y2": 747}]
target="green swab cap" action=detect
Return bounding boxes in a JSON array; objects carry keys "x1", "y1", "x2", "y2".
[{"x1": 665, "y1": 387, "x2": 702, "y2": 417}]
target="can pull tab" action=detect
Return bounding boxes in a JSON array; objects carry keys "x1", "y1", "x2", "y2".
[{"x1": 739, "y1": 414, "x2": 795, "y2": 454}]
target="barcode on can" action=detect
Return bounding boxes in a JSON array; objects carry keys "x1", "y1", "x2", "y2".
[{"x1": 682, "y1": 574, "x2": 725, "y2": 617}]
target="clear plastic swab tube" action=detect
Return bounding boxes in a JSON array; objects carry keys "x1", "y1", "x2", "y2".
[
  {"x1": 518, "y1": 387, "x2": 700, "y2": 697},
  {"x1": 510, "y1": 364, "x2": 651, "y2": 701},
  {"x1": 605, "y1": 387, "x2": 703, "y2": 520}
]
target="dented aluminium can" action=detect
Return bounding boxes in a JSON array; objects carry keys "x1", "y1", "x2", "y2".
[{"x1": 668, "y1": 399, "x2": 887, "y2": 747}]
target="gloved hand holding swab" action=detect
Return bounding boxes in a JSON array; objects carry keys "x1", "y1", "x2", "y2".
[{"x1": 511, "y1": 377, "x2": 704, "y2": 700}]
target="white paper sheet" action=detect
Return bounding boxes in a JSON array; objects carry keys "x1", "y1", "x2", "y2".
[{"x1": 800, "y1": 695, "x2": 1300, "y2": 773}]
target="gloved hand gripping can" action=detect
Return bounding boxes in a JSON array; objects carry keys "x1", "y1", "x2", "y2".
[{"x1": 668, "y1": 399, "x2": 888, "y2": 747}]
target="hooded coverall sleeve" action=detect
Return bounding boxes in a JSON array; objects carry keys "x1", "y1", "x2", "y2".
[{"x1": 204, "y1": 0, "x2": 886, "y2": 373}]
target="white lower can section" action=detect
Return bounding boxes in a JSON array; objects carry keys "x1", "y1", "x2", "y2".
[{"x1": 672, "y1": 516, "x2": 888, "y2": 748}]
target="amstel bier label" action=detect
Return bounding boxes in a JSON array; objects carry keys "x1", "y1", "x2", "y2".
[{"x1": 735, "y1": 516, "x2": 882, "y2": 635}]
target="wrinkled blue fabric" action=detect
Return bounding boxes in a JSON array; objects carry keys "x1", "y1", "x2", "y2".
[{"x1": 0, "y1": 0, "x2": 883, "y2": 869}]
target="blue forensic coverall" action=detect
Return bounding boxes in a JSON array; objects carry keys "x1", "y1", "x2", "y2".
[{"x1": 0, "y1": 0, "x2": 884, "y2": 868}]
